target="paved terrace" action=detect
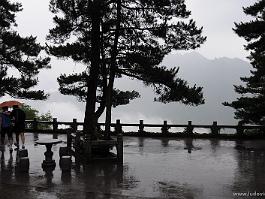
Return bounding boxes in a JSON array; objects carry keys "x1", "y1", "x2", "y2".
[{"x1": 0, "y1": 133, "x2": 265, "y2": 199}]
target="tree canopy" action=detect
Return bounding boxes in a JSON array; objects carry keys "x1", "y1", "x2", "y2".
[
  {"x1": 47, "y1": 0, "x2": 206, "y2": 136},
  {"x1": 0, "y1": 0, "x2": 50, "y2": 100},
  {"x1": 22, "y1": 104, "x2": 52, "y2": 121},
  {"x1": 22, "y1": 104, "x2": 53, "y2": 129},
  {"x1": 223, "y1": 0, "x2": 265, "y2": 125}
]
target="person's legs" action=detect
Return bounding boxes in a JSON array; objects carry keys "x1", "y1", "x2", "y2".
[
  {"x1": 7, "y1": 128, "x2": 13, "y2": 151},
  {"x1": 13, "y1": 125, "x2": 19, "y2": 146},
  {"x1": 20, "y1": 123, "x2": 25, "y2": 148},
  {"x1": 1, "y1": 128, "x2": 6, "y2": 145},
  {"x1": 15, "y1": 131, "x2": 20, "y2": 148},
  {"x1": 20, "y1": 132, "x2": 25, "y2": 148},
  {"x1": 14, "y1": 123, "x2": 26, "y2": 149}
]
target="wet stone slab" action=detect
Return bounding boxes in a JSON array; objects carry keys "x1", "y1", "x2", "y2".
[{"x1": 1, "y1": 134, "x2": 265, "y2": 199}]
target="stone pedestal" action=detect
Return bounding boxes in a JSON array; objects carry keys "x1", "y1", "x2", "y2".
[
  {"x1": 42, "y1": 143, "x2": 56, "y2": 168},
  {"x1": 17, "y1": 157, "x2": 30, "y2": 172},
  {"x1": 36, "y1": 139, "x2": 62, "y2": 169},
  {"x1": 18, "y1": 149, "x2": 28, "y2": 158},
  {"x1": 60, "y1": 155, "x2": 72, "y2": 172},
  {"x1": 59, "y1": 147, "x2": 69, "y2": 157}
]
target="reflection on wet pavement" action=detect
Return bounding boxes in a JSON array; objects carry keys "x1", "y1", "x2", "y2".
[{"x1": 0, "y1": 133, "x2": 265, "y2": 198}]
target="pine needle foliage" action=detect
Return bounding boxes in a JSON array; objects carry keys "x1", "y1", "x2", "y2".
[
  {"x1": 47, "y1": 0, "x2": 206, "y2": 133},
  {"x1": 223, "y1": 0, "x2": 265, "y2": 125},
  {"x1": 0, "y1": 0, "x2": 50, "y2": 100}
]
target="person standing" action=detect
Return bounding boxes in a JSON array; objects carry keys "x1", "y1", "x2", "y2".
[
  {"x1": 11, "y1": 105, "x2": 26, "y2": 149},
  {"x1": 0, "y1": 106, "x2": 13, "y2": 152}
]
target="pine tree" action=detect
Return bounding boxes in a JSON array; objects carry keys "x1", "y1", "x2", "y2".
[
  {"x1": 223, "y1": 0, "x2": 265, "y2": 125},
  {"x1": 0, "y1": 0, "x2": 50, "y2": 100},
  {"x1": 47, "y1": 0, "x2": 206, "y2": 137}
]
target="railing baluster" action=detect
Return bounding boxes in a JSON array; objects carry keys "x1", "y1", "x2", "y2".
[
  {"x1": 161, "y1": 120, "x2": 168, "y2": 134},
  {"x1": 236, "y1": 121, "x2": 243, "y2": 135},
  {"x1": 211, "y1": 121, "x2": 219, "y2": 135},
  {"x1": 33, "y1": 118, "x2": 38, "y2": 131},
  {"x1": 72, "y1": 118, "x2": 77, "y2": 132},
  {"x1": 187, "y1": 121, "x2": 193, "y2": 134},
  {"x1": 53, "y1": 118, "x2": 58, "y2": 138},
  {"x1": 115, "y1": 119, "x2": 122, "y2": 134},
  {"x1": 138, "y1": 120, "x2": 144, "y2": 133}
]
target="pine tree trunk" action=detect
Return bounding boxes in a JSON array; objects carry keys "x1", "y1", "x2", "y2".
[
  {"x1": 104, "y1": 0, "x2": 121, "y2": 138},
  {"x1": 83, "y1": 3, "x2": 101, "y2": 139},
  {"x1": 105, "y1": 73, "x2": 115, "y2": 139}
]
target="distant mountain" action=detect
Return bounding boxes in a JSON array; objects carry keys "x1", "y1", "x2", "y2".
[
  {"x1": 25, "y1": 52, "x2": 251, "y2": 127},
  {"x1": 111, "y1": 52, "x2": 251, "y2": 125}
]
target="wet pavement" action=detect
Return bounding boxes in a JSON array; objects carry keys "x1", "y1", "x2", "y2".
[{"x1": 1, "y1": 133, "x2": 265, "y2": 199}]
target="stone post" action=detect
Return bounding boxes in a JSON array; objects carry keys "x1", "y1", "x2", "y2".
[
  {"x1": 138, "y1": 120, "x2": 144, "y2": 133},
  {"x1": 115, "y1": 119, "x2": 122, "y2": 134},
  {"x1": 161, "y1": 120, "x2": 169, "y2": 134},
  {"x1": 187, "y1": 121, "x2": 193, "y2": 134},
  {"x1": 72, "y1": 118, "x2": 77, "y2": 132},
  {"x1": 53, "y1": 118, "x2": 58, "y2": 138},
  {"x1": 33, "y1": 118, "x2": 38, "y2": 131},
  {"x1": 236, "y1": 121, "x2": 244, "y2": 135},
  {"x1": 211, "y1": 121, "x2": 219, "y2": 135}
]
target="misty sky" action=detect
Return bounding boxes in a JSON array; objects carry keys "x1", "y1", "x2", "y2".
[
  {"x1": 15, "y1": 0, "x2": 256, "y2": 59},
  {"x1": 1, "y1": 0, "x2": 256, "y2": 126}
]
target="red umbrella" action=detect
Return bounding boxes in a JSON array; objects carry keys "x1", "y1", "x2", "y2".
[{"x1": 0, "y1": 100, "x2": 23, "y2": 108}]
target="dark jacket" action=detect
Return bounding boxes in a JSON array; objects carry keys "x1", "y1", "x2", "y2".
[{"x1": 11, "y1": 108, "x2": 26, "y2": 124}]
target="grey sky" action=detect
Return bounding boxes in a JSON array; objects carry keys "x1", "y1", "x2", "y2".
[
  {"x1": 2, "y1": 0, "x2": 256, "y2": 125},
  {"x1": 15, "y1": 0, "x2": 256, "y2": 59},
  {"x1": 185, "y1": 0, "x2": 256, "y2": 59}
]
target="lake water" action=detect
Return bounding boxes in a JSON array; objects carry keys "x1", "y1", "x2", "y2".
[{"x1": 0, "y1": 133, "x2": 265, "y2": 199}]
